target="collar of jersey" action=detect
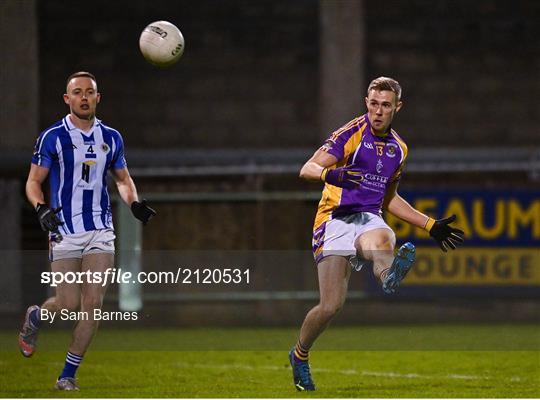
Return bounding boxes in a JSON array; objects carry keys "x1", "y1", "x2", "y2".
[{"x1": 64, "y1": 114, "x2": 101, "y2": 134}]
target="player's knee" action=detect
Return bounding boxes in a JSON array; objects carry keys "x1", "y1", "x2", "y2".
[
  {"x1": 366, "y1": 232, "x2": 396, "y2": 252},
  {"x1": 56, "y1": 297, "x2": 80, "y2": 312},
  {"x1": 82, "y1": 295, "x2": 103, "y2": 312},
  {"x1": 319, "y1": 301, "x2": 343, "y2": 320}
]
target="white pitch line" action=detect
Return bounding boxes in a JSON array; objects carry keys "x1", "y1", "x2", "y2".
[
  {"x1": 33, "y1": 359, "x2": 523, "y2": 383},
  {"x1": 172, "y1": 361, "x2": 523, "y2": 382}
]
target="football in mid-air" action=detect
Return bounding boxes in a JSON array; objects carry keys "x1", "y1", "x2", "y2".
[{"x1": 139, "y1": 21, "x2": 184, "y2": 67}]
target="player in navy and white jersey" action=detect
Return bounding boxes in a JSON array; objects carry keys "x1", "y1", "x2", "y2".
[
  {"x1": 32, "y1": 114, "x2": 126, "y2": 235},
  {"x1": 18, "y1": 72, "x2": 156, "y2": 391}
]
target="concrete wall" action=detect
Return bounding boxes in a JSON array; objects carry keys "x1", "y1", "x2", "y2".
[
  {"x1": 33, "y1": 0, "x2": 540, "y2": 150},
  {"x1": 0, "y1": 180, "x2": 21, "y2": 311},
  {"x1": 319, "y1": 0, "x2": 365, "y2": 140},
  {"x1": 37, "y1": 0, "x2": 319, "y2": 149},
  {"x1": 0, "y1": 0, "x2": 36, "y2": 309},
  {"x1": 365, "y1": 0, "x2": 540, "y2": 147},
  {"x1": 0, "y1": 0, "x2": 38, "y2": 150}
]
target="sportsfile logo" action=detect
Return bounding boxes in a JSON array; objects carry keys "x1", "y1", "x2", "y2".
[
  {"x1": 41, "y1": 268, "x2": 130, "y2": 287},
  {"x1": 41, "y1": 267, "x2": 251, "y2": 287}
]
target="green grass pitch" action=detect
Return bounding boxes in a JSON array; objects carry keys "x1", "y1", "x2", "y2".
[{"x1": 0, "y1": 324, "x2": 538, "y2": 398}]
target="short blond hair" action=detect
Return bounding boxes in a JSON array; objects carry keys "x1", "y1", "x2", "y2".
[{"x1": 367, "y1": 76, "x2": 402, "y2": 101}]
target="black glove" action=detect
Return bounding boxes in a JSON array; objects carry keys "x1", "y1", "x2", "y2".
[
  {"x1": 428, "y1": 214, "x2": 464, "y2": 252},
  {"x1": 321, "y1": 166, "x2": 364, "y2": 190},
  {"x1": 36, "y1": 204, "x2": 63, "y2": 233},
  {"x1": 131, "y1": 199, "x2": 156, "y2": 225}
]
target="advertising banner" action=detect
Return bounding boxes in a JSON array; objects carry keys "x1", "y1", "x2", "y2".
[{"x1": 384, "y1": 190, "x2": 540, "y2": 296}]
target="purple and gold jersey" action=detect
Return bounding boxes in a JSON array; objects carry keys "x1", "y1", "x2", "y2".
[{"x1": 314, "y1": 114, "x2": 408, "y2": 231}]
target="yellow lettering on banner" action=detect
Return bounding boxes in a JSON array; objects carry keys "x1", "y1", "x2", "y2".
[
  {"x1": 465, "y1": 253, "x2": 487, "y2": 278},
  {"x1": 391, "y1": 196, "x2": 539, "y2": 242},
  {"x1": 473, "y1": 199, "x2": 505, "y2": 239},
  {"x1": 444, "y1": 199, "x2": 472, "y2": 237},
  {"x1": 414, "y1": 198, "x2": 437, "y2": 239},
  {"x1": 508, "y1": 200, "x2": 540, "y2": 239},
  {"x1": 405, "y1": 247, "x2": 540, "y2": 286}
]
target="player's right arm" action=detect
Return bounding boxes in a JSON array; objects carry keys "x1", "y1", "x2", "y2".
[
  {"x1": 300, "y1": 149, "x2": 363, "y2": 189},
  {"x1": 28, "y1": 131, "x2": 64, "y2": 235},
  {"x1": 299, "y1": 149, "x2": 339, "y2": 181},
  {"x1": 26, "y1": 164, "x2": 49, "y2": 208},
  {"x1": 26, "y1": 163, "x2": 63, "y2": 235},
  {"x1": 300, "y1": 117, "x2": 366, "y2": 188}
]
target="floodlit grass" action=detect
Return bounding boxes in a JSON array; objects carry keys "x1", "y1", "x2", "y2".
[{"x1": 1, "y1": 325, "x2": 538, "y2": 397}]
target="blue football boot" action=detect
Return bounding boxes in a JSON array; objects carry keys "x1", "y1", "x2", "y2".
[
  {"x1": 288, "y1": 347, "x2": 315, "y2": 391},
  {"x1": 382, "y1": 242, "x2": 416, "y2": 294}
]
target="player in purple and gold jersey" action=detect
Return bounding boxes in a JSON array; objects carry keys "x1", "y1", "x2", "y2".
[{"x1": 288, "y1": 77, "x2": 464, "y2": 391}]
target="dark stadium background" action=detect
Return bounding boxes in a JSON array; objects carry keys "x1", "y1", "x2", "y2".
[{"x1": 0, "y1": 0, "x2": 539, "y2": 328}]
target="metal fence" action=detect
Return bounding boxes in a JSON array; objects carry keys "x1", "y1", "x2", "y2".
[{"x1": 113, "y1": 146, "x2": 540, "y2": 311}]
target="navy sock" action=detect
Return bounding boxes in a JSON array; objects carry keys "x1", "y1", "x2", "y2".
[
  {"x1": 59, "y1": 352, "x2": 83, "y2": 379},
  {"x1": 29, "y1": 308, "x2": 41, "y2": 328}
]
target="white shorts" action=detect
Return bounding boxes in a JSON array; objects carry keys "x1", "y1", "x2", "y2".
[
  {"x1": 49, "y1": 228, "x2": 116, "y2": 262},
  {"x1": 312, "y1": 212, "x2": 393, "y2": 269}
]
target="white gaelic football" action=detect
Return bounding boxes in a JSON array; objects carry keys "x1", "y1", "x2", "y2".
[{"x1": 139, "y1": 21, "x2": 184, "y2": 67}]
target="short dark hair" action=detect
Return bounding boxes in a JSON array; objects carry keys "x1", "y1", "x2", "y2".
[
  {"x1": 367, "y1": 76, "x2": 402, "y2": 101},
  {"x1": 66, "y1": 71, "x2": 97, "y2": 88}
]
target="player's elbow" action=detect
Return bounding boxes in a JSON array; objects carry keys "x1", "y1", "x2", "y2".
[
  {"x1": 383, "y1": 190, "x2": 399, "y2": 210},
  {"x1": 299, "y1": 164, "x2": 309, "y2": 180},
  {"x1": 299, "y1": 161, "x2": 321, "y2": 181},
  {"x1": 25, "y1": 179, "x2": 40, "y2": 204},
  {"x1": 25, "y1": 178, "x2": 33, "y2": 192},
  {"x1": 299, "y1": 169, "x2": 316, "y2": 181},
  {"x1": 114, "y1": 174, "x2": 131, "y2": 188},
  {"x1": 115, "y1": 180, "x2": 129, "y2": 195}
]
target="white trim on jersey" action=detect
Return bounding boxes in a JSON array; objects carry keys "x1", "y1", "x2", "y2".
[
  {"x1": 35, "y1": 124, "x2": 61, "y2": 166},
  {"x1": 56, "y1": 137, "x2": 68, "y2": 235}
]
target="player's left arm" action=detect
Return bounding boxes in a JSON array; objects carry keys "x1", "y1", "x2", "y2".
[
  {"x1": 381, "y1": 160, "x2": 426, "y2": 227},
  {"x1": 383, "y1": 182, "x2": 464, "y2": 252},
  {"x1": 383, "y1": 183, "x2": 429, "y2": 228},
  {"x1": 111, "y1": 167, "x2": 156, "y2": 225}
]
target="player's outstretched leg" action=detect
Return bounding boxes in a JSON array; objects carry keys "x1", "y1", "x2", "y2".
[
  {"x1": 289, "y1": 346, "x2": 315, "y2": 391},
  {"x1": 18, "y1": 305, "x2": 41, "y2": 357},
  {"x1": 382, "y1": 242, "x2": 416, "y2": 294}
]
